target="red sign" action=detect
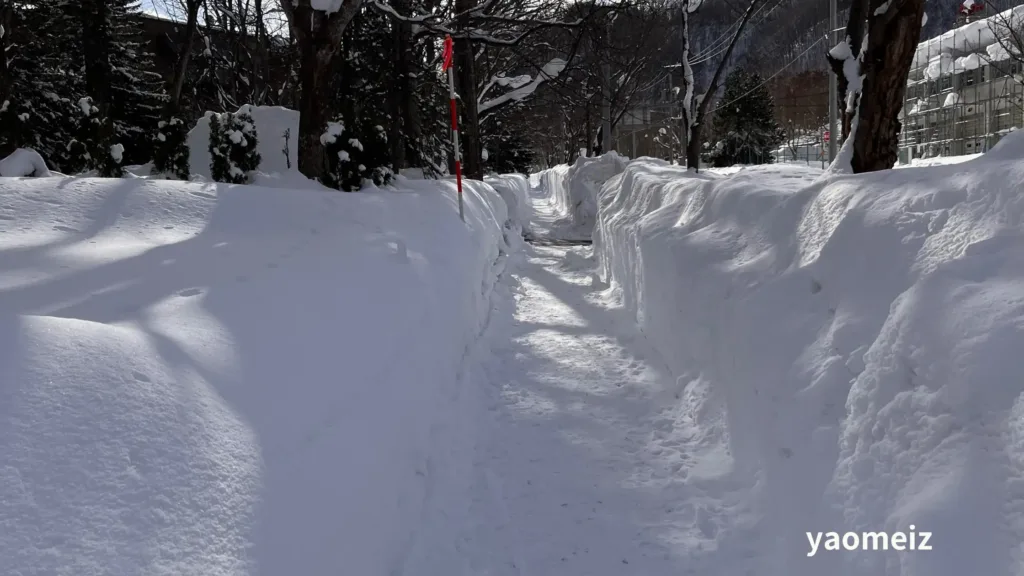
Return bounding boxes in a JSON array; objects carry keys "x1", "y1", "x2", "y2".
[
  {"x1": 442, "y1": 36, "x2": 454, "y2": 71},
  {"x1": 823, "y1": 130, "x2": 830, "y2": 143}
]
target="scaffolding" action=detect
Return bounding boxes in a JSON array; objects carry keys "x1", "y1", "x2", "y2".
[{"x1": 900, "y1": 4, "x2": 1024, "y2": 163}]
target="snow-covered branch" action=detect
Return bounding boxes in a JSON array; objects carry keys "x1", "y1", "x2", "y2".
[{"x1": 478, "y1": 57, "x2": 567, "y2": 116}]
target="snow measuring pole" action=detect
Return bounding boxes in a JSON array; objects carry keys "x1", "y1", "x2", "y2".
[{"x1": 442, "y1": 35, "x2": 465, "y2": 222}]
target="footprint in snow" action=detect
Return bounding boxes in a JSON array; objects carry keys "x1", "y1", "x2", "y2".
[
  {"x1": 131, "y1": 371, "x2": 152, "y2": 383},
  {"x1": 178, "y1": 288, "x2": 203, "y2": 297}
]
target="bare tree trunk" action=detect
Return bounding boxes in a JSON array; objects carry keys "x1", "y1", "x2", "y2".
[
  {"x1": 297, "y1": 28, "x2": 331, "y2": 180},
  {"x1": 454, "y1": 0, "x2": 483, "y2": 179},
  {"x1": 81, "y1": 0, "x2": 112, "y2": 114},
  {"x1": 281, "y1": 0, "x2": 364, "y2": 181},
  {"x1": 167, "y1": 0, "x2": 203, "y2": 115},
  {"x1": 847, "y1": 0, "x2": 925, "y2": 172},
  {"x1": 828, "y1": 0, "x2": 868, "y2": 143},
  {"x1": 387, "y1": 31, "x2": 407, "y2": 169},
  {"x1": 388, "y1": 0, "x2": 422, "y2": 169}
]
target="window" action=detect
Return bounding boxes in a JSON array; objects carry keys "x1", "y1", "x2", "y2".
[
  {"x1": 965, "y1": 70, "x2": 975, "y2": 86},
  {"x1": 941, "y1": 75, "x2": 953, "y2": 90}
]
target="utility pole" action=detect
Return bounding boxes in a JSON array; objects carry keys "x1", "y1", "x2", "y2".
[{"x1": 828, "y1": 0, "x2": 838, "y2": 163}]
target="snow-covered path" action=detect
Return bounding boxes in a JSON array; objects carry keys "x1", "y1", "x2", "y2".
[{"x1": 454, "y1": 182, "x2": 737, "y2": 575}]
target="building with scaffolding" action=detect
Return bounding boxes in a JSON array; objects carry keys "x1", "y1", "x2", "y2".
[{"x1": 900, "y1": 2, "x2": 1024, "y2": 163}]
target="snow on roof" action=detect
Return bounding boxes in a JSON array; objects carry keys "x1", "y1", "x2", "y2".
[{"x1": 912, "y1": 5, "x2": 1024, "y2": 67}]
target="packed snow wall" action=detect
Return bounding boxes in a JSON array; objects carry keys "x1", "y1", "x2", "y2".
[
  {"x1": 535, "y1": 152, "x2": 628, "y2": 239},
  {"x1": 594, "y1": 137, "x2": 1024, "y2": 576},
  {"x1": 486, "y1": 173, "x2": 532, "y2": 243},
  {"x1": 187, "y1": 105, "x2": 299, "y2": 179}
]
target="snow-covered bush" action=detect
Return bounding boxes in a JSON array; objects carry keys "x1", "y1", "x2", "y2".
[
  {"x1": 208, "y1": 112, "x2": 230, "y2": 182},
  {"x1": 64, "y1": 96, "x2": 123, "y2": 177},
  {"x1": 0, "y1": 148, "x2": 51, "y2": 177},
  {"x1": 152, "y1": 117, "x2": 190, "y2": 180},
  {"x1": 320, "y1": 119, "x2": 393, "y2": 191},
  {"x1": 97, "y1": 138, "x2": 125, "y2": 178},
  {"x1": 208, "y1": 107, "x2": 261, "y2": 184}
]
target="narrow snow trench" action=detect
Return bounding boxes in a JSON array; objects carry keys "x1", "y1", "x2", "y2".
[{"x1": 453, "y1": 189, "x2": 730, "y2": 575}]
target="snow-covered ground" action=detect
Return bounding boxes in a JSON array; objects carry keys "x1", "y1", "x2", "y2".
[
  {"x1": 4, "y1": 131, "x2": 1024, "y2": 576},
  {"x1": 0, "y1": 173, "x2": 510, "y2": 575},
  {"x1": 441, "y1": 184, "x2": 708, "y2": 575}
]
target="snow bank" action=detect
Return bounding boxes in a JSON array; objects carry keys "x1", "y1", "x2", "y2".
[
  {"x1": 0, "y1": 148, "x2": 51, "y2": 177},
  {"x1": 485, "y1": 173, "x2": 532, "y2": 237},
  {"x1": 593, "y1": 144, "x2": 1024, "y2": 576},
  {"x1": 535, "y1": 152, "x2": 628, "y2": 239},
  {"x1": 902, "y1": 152, "x2": 983, "y2": 167},
  {"x1": 0, "y1": 173, "x2": 511, "y2": 574},
  {"x1": 187, "y1": 105, "x2": 298, "y2": 180}
]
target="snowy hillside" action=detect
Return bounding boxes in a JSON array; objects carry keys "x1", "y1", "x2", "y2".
[
  {"x1": 589, "y1": 136, "x2": 1024, "y2": 575},
  {"x1": 0, "y1": 174, "x2": 511, "y2": 574}
]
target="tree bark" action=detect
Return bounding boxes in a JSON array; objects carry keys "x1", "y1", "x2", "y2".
[
  {"x1": 281, "y1": 0, "x2": 364, "y2": 181},
  {"x1": 81, "y1": 0, "x2": 113, "y2": 115},
  {"x1": 848, "y1": 0, "x2": 925, "y2": 172},
  {"x1": 454, "y1": 40, "x2": 483, "y2": 178},
  {"x1": 387, "y1": 0, "x2": 422, "y2": 170},
  {"x1": 455, "y1": 0, "x2": 483, "y2": 179},
  {"x1": 827, "y1": 0, "x2": 868, "y2": 143},
  {"x1": 167, "y1": 0, "x2": 203, "y2": 115}
]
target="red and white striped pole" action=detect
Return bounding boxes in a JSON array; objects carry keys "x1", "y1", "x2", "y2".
[{"x1": 441, "y1": 35, "x2": 465, "y2": 222}]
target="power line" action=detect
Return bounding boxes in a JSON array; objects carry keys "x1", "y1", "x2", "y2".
[
  {"x1": 689, "y1": 0, "x2": 790, "y2": 66},
  {"x1": 709, "y1": 34, "x2": 828, "y2": 115}
]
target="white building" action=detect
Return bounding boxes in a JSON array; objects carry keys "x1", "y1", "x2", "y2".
[{"x1": 900, "y1": 4, "x2": 1024, "y2": 163}]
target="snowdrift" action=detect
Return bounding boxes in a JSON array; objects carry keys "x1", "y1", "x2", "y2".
[
  {"x1": 485, "y1": 173, "x2": 532, "y2": 237},
  {"x1": 593, "y1": 142, "x2": 1024, "y2": 576},
  {"x1": 535, "y1": 152, "x2": 627, "y2": 239},
  {"x1": 187, "y1": 105, "x2": 299, "y2": 180},
  {"x1": 0, "y1": 148, "x2": 51, "y2": 177},
  {"x1": 0, "y1": 174, "x2": 510, "y2": 574}
]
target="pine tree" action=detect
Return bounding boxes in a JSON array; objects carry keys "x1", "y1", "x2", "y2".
[
  {"x1": 64, "y1": 97, "x2": 99, "y2": 175},
  {"x1": 152, "y1": 117, "x2": 190, "y2": 180},
  {"x1": 74, "y1": 0, "x2": 166, "y2": 167},
  {"x1": 326, "y1": 7, "x2": 394, "y2": 189},
  {"x1": 225, "y1": 106, "x2": 261, "y2": 183},
  {"x1": 708, "y1": 69, "x2": 785, "y2": 167},
  {"x1": 321, "y1": 119, "x2": 362, "y2": 191},
  {"x1": 1, "y1": 0, "x2": 85, "y2": 171},
  {"x1": 208, "y1": 108, "x2": 260, "y2": 184},
  {"x1": 208, "y1": 112, "x2": 231, "y2": 182}
]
